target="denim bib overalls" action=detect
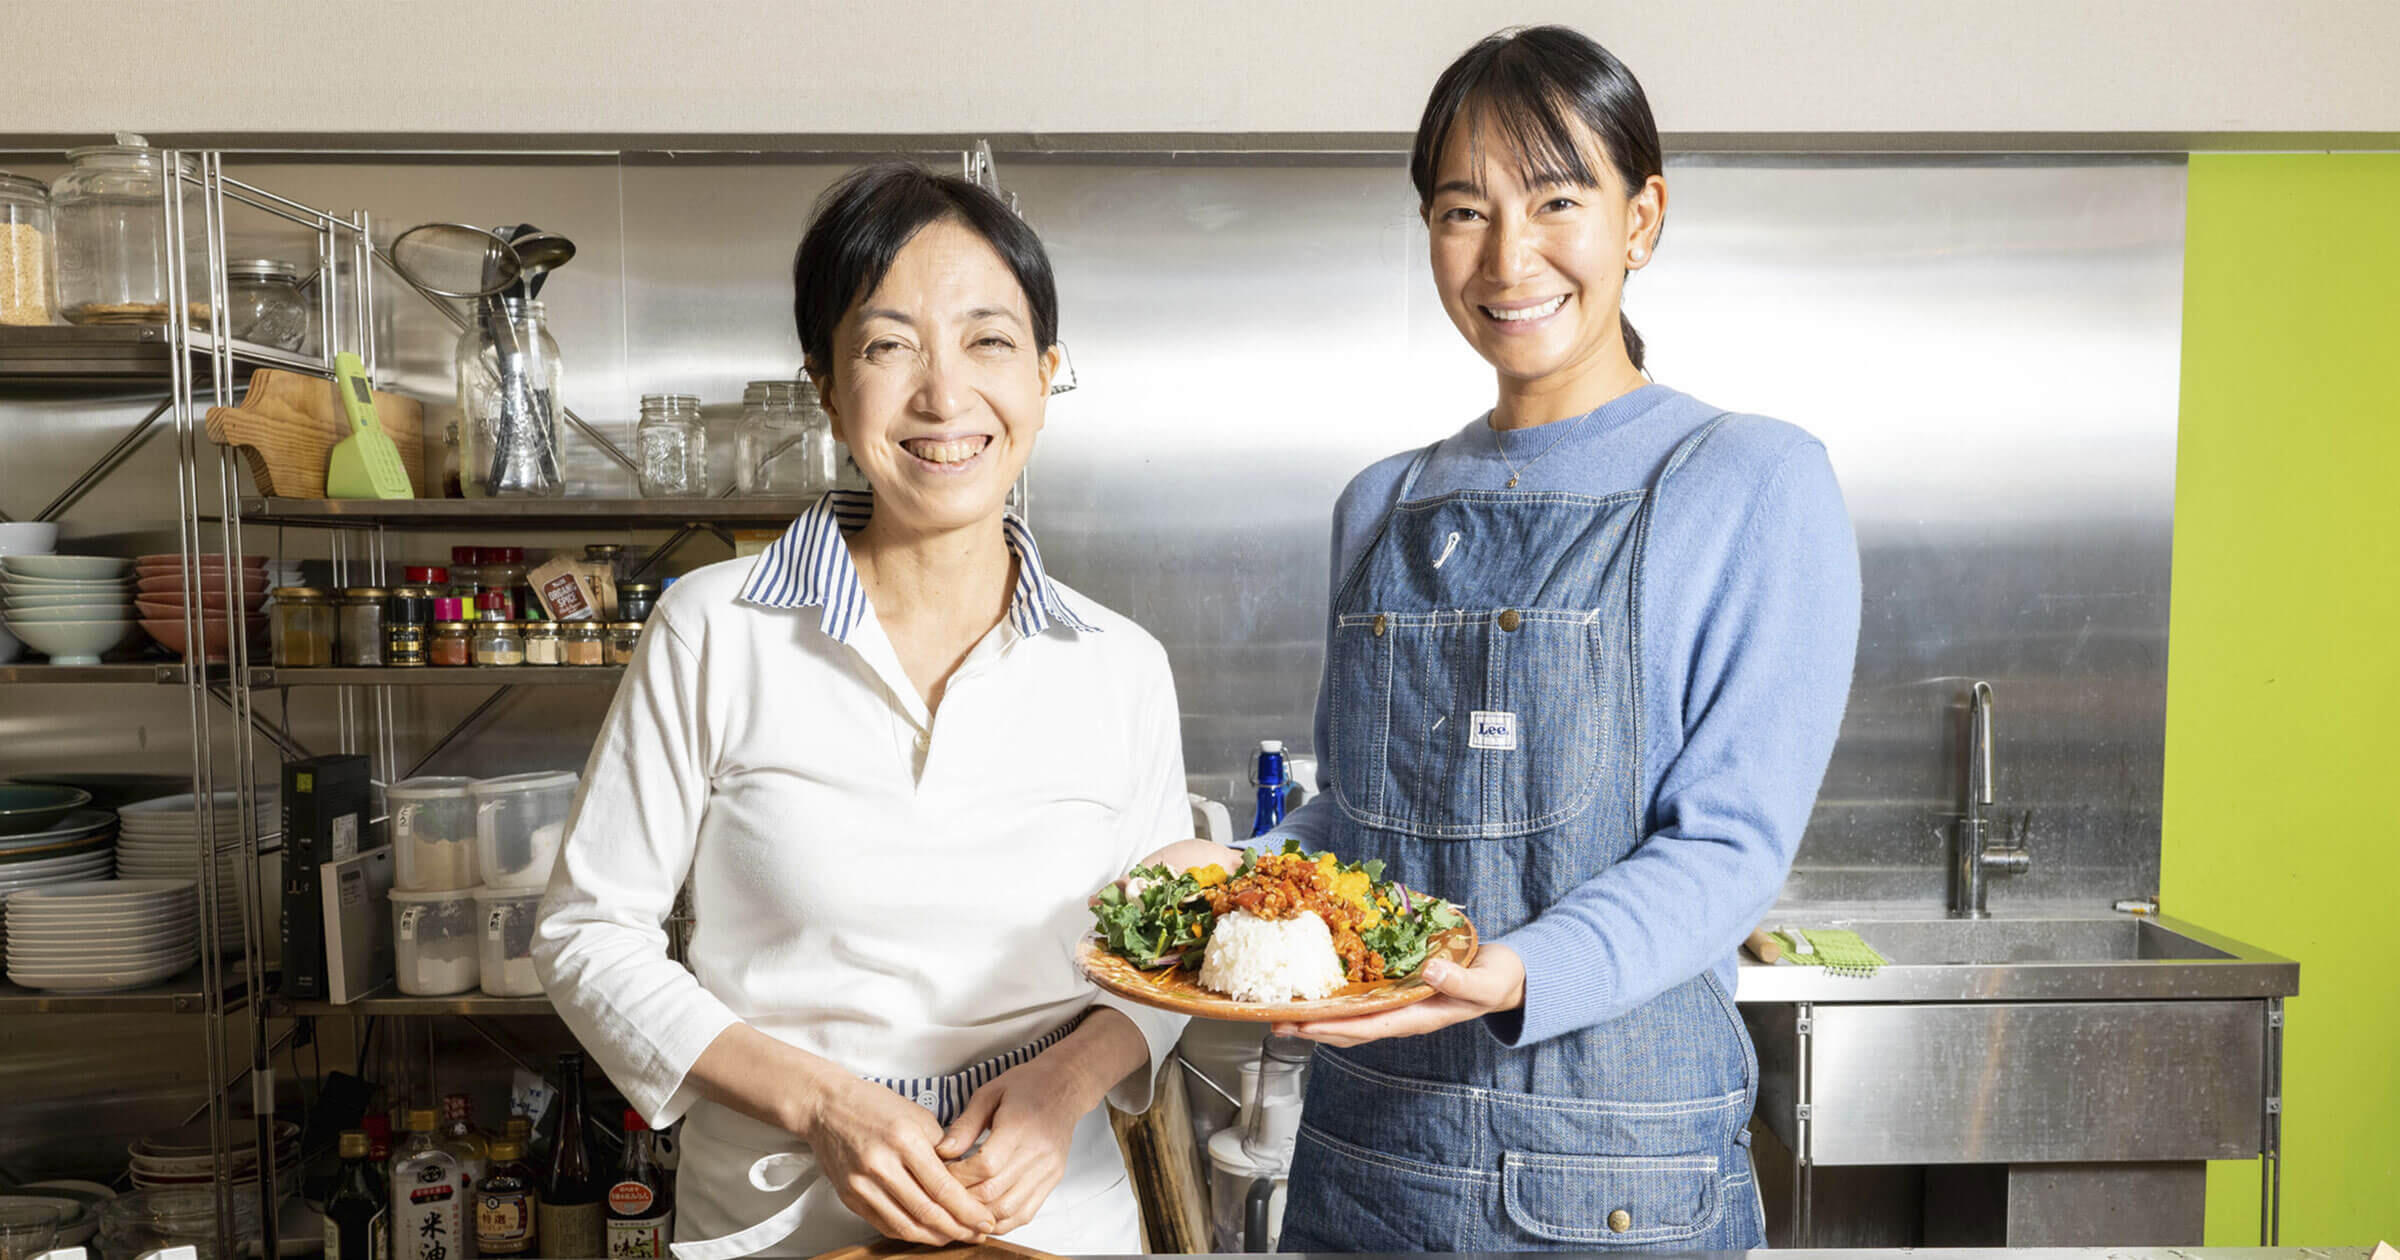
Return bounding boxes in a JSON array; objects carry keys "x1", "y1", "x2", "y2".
[{"x1": 1280, "y1": 413, "x2": 1767, "y2": 1251}]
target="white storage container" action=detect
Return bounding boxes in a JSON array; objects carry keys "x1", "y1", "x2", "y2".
[
  {"x1": 475, "y1": 885, "x2": 545, "y2": 996},
  {"x1": 387, "y1": 777, "x2": 478, "y2": 892},
  {"x1": 470, "y1": 771, "x2": 577, "y2": 890},
  {"x1": 391, "y1": 887, "x2": 479, "y2": 995}
]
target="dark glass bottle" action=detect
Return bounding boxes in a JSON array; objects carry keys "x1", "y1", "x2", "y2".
[
  {"x1": 476, "y1": 1137, "x2": 538, "y2": 1257},
  {"x1": 537, "y1": 1053, "x2": 604, "y2": 1258},
  {"x1": 326, "y1": 1130, "x2": 389, "y2": 1260},
  {"x1": 604, "y1": 1110, "x2": 673, "y2": 1259}
]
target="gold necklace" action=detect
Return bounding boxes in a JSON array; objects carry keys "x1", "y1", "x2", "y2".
[{"x1": 1491, "y1": 408, "x2": 1596, "y2": 488}]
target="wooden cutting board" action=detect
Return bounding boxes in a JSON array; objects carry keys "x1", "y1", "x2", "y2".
[
  {"x1": 810, "y1": 1241, "x2": 1061, "y2": 1260},
  {"x1": 204, "y1": 367, "x2": 431, "y2": 498}
]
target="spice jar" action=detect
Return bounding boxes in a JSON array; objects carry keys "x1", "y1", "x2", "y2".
[
  {"x1": 388, "y1": 583, "x2": 437, "y2": 633},
  {"x1": 637, "y1": 393, "x2": 709, "y2": 496},
  {"x1": 270, "y1": 588, "x2": 334, "y2": 667},
  {"x1": 224, "y1": 258, "x2": 311, "y2": 350},
  {"x1": 448, "y1": 548, "x2": 483, "y2": 619},
  {"x1": 562, "y1": 622, "x2": 607, "y2": 667},
  {"x1": 430, "y1": 621, "x2": 472, "y2": 667},
  {"x1": 472, "y1": 620, "x2": 526, "y2": 667},
  {"x1": 0, "y1": 171, "x2": 55, "y2": 327},
  {"x1": 617, "y1": 581, "x2": 660, "y2": 624},
  {"x1": 523, "y1": 620, "x2": 562, "y2": 666},
  {"x1": 387, "y1": 622, "x2": 427, "y2": 667},
  {"x1": 336, "y1": 588, "x2": 389, "y2": 667},
  {"x1": 51, "y1": 134, "x2": 205, "y2": 327},
  {"x1": 583, "y1": 544, "x2": 629, "y2": 582},
  {"x1": 606, "y1": 621, "x2": 643, "y2": 666},
  {"x1": 481, "y1": 546, "x2": 528, "y2": 619}
]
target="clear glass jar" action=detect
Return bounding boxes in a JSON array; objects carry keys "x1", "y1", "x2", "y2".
[
  {"x1": 336, "y1": 587, "x2": 389, "y2": 666},
  {"x1": 523, "y1": 620, "x2": 562, "y2": 666},
  {"x1": 583, "y1": 544, "x2": 630, "y2": 583},
  {"x1": 616, "y1": 580, "x2": 660, "y2": 624},
  {"x1": 431, "y1": 621, "x2": 472, "y2": 667},
  {"x1": 270, "y1": 587, "x2": 334, "y2": 667},
  {"x1": 472, "y1": 620, "x2": 526, "y2": 667},
  {"x1": 735, "y1": 378, "x2": 835, "y2": 496},
  {"x1": 51, "y1": 135, "x2": 206, "y2": 328},
  {"x1": 224, "y1": 257, "x2": 311, "y2": 350},
  {"x1": 455, "y1": 298, "x2": 564, "y2": 498},
  {"x1": 636, "y1": 392, "x2": 708, "y2": 497},
  {"x1": 606, "y1": 621, "x2": 643, "y2": 665},
  {"x1": 0, "y1": 170, "x2": 55, "y2": 327},
  {"x1": 562, "y1": 621, "x2": 607, "y2": 666}
]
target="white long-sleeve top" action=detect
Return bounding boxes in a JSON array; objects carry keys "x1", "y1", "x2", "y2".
[{"x1": 533, "y1": 493, "x2": 1189, "y2": 1249}]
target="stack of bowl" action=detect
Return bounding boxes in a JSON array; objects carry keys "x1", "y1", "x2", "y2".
[
  {"x1": 133, "y1": 554, "x2": 270, "y2": 661},
  {"x1": 0, "y1": 554, "x2": 137, "y2": 666},
  {"x1": 0, "y1": 790, "x2": 116, "y2": 951},
  {"x1": 116, "y1": 790, "x2": 278, "y2": 955},
  {"x1": 126, "y1": 1121, "x2": 300, "y2": 1200},
  {"x1": 0, "y1": 522, "x2": 62, "y2": 665}
]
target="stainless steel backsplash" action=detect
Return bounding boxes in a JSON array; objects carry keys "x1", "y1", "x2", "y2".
[{"x1": 0, "y1": 150, "x2": 2183, "y2": 931}]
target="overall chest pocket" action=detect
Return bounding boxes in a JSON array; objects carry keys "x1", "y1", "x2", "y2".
[{"x1": 1329, "y1": 607, "x2": 1608, "y2": 839}]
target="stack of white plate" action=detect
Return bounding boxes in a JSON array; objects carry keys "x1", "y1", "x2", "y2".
[
  {"x1": 115, "y1": 791, "x2": 277, "y2": 955},
  {"x1": 4, "y1": 878, "x2": 199, "y2": 992},
  {"x1": 0, "y1": 555, "x2": 138, "y2": 666},
  {"x1": 0, "y1": 809, "x2": 117, "y2": 950}
]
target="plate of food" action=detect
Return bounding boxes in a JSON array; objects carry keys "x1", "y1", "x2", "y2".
[{"x1": 1077, "y1": 843, "x2": 1476, "y2": 1021}]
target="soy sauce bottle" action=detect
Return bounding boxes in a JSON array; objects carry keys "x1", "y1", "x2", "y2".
[
  {"x1": 605, "y1": 1110, "x2": 673, "y2": 1258},
  {"x1": 325, "y1": 1130, "x2": 388, "y2": 1260}
]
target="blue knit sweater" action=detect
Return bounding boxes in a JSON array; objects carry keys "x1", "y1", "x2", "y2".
[{"x1": 1265, "y1": 384, "x2": 1860, "y2": 1046}]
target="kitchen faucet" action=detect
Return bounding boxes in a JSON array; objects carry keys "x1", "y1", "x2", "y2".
[{"x1": 1952, "y1": 680, "x2": 2031, "y2": 917}]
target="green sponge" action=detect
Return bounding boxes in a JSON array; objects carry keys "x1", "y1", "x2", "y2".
[{"x1": 1777, "y1": 928, "x2": 1888, "y2": 978}]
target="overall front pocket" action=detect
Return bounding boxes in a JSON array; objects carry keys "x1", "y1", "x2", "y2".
[
  {"x1": 1329, "y1": 608, "x2": 1608, "y2": 839},
  {"x1": 1498, "y1": 1151, "x2": 1721, "y2": 1246}
]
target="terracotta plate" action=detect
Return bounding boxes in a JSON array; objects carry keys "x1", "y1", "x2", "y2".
[{"x1": 1076, "y1": 906, "x2": 1478, "y2": 1022}]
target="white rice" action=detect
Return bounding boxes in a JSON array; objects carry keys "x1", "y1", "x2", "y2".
[{"x1": 1199, "y1": 909, "x2": 1346, "y2": 1002}]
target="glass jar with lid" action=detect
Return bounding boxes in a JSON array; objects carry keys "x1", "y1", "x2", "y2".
[
  {"x1": 335, "y1": 588, "x2": 389, "y2": 667},
  {"x1": 270, "y1": 588, "x2": 335, "y2": 667},
  {"x1": 605, "y1": 621, "x2": 644, "y2": 666},
  {"x1": 562, "y1": 621, "x2": 607, "y2": 667},
  {"x1": 223, "y1": 258, "x2": 312, "y2": 351},
  {"x1": 430, "y1": 621, "x2": 472, "y2": 667},
  {"x1": 522, "y1": 620, "x2": 563, "y2": 666},
  {"x1": 735, "y1": 378, "x2": 835, "y2": 496},
  {"x1": 472, "y1": 620, "x2": 526, "y2": 667},
  {"x1": 0, "y1": 171, "x2": 55, "y2": 327},
  {"x1": 636, "y1": 393, "x2": 708, "y2": 497},
  {"x1": 51, "y1": 134, "x2": 205, "y2": 328},
  {"x1": 455, "y1": 299, "x2": 564, "y2": 498},
  {"x1": 616, "y1": 580, "x2": 660, "y2": 624}
]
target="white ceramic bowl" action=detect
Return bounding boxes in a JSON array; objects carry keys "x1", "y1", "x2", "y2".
[
  {"x1": 5, "y1": 591, "x2": 142, "y2": 610},
  {"x1": 0, "y1": 624, "x2": 19, "y2": 666},
  {"x1": 6, "y1": 619, "x2": 135, "y2": 665},
  {"x1": 1, "y1": 556, "x2": 131, "y2": 580},
  {"x1": 0, "y1": 523, "x2": 60, "y2": 556},
  {"x1": 6, "y1": 604, "x2": 138, "y2": 624}
]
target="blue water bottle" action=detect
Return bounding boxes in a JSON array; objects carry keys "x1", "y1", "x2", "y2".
[{"x1": 1250, "y1": 739, "x2": 1295, "y2": 838}]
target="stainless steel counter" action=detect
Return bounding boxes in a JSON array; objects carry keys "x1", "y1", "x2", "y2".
[{"x1": 1733, "y1": 904, "x2": 2299, "y2": 1003}]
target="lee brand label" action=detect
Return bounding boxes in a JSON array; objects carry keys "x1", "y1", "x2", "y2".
[
  {"x1": 1469, "y1": 710, "x2": 1518, "y2": 750},
  {"x1": 608, "y1": 1183, "x2": 655, "y2": 1215}
]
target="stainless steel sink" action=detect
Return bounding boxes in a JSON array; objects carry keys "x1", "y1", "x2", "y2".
[{"x1": 1734, "y1": 909, "x2": 2297, "y2": 1002}]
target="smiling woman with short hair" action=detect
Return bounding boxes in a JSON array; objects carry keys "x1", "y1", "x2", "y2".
[{"x1": 535, "y1": 162, "x2": 1198, "y2": 1258}]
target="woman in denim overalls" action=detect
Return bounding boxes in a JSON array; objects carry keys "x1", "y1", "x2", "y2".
[{"x1": 1245, "y1": 26, "x2": 1862, "y2": 1251}]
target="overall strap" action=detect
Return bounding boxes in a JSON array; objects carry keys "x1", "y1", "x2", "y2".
[{"x1": 1331, "y1": 441, "x2": 1440, "y2": 610}]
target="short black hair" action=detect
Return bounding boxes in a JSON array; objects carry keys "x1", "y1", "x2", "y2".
[
  {"x1": 1410, "y1": 26, "x2": 1664, "y2": 370},
  {"x1": 792, "y1": 161, "x2": 1059, "y2": 386}
]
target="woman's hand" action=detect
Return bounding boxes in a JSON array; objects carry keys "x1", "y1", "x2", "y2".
[
  {"x1": 1093, "y1": 838, "x2": 1246, "y2": 906},
  {"x1": 933, "y1": 1007, "x2": 1150, "y2": 1235},
  {"x1": 797, "y1": 1073, "x2": 1000, "y2": 1245},
  {"x1": 1273, "y1": 944, "x2": 1526, "y2": 1048},
  {"x1": 932, "y1": 1058, "x2": 1088, "y2": 1235}
]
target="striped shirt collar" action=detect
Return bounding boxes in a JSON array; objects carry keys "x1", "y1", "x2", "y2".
[{"x1": 736, "y1": 490, "x2": 1100, "y2": 641}]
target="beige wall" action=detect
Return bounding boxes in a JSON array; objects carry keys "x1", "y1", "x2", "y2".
[{"x1": 2, "y1": 0, "x2": 2397, "y2": 150}]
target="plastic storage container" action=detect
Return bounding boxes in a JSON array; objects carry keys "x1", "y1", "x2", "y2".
[
  {"x1": 0, "y1": 170, "x2": 54, "y2": 327},
  {"x1": 391, "y1": 886, "x2": 479, "y2": 995},
  {"x1": 387, "y1": 776, "x2": 478, "y2": 891},
  {"x1": 476, "y1": 885, "x2": 545, "y2": 996},
  {"x1": 471, "y1": 771, "x2": 577, "y2": 889}
]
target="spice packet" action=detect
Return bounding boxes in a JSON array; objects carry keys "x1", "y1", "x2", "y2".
[
  {"x1": 579, "y1": 561, "x2": 620, "y2": 620},
  {"x1": 530, "y1": 555, "x2": 597, "y2": 621}
]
